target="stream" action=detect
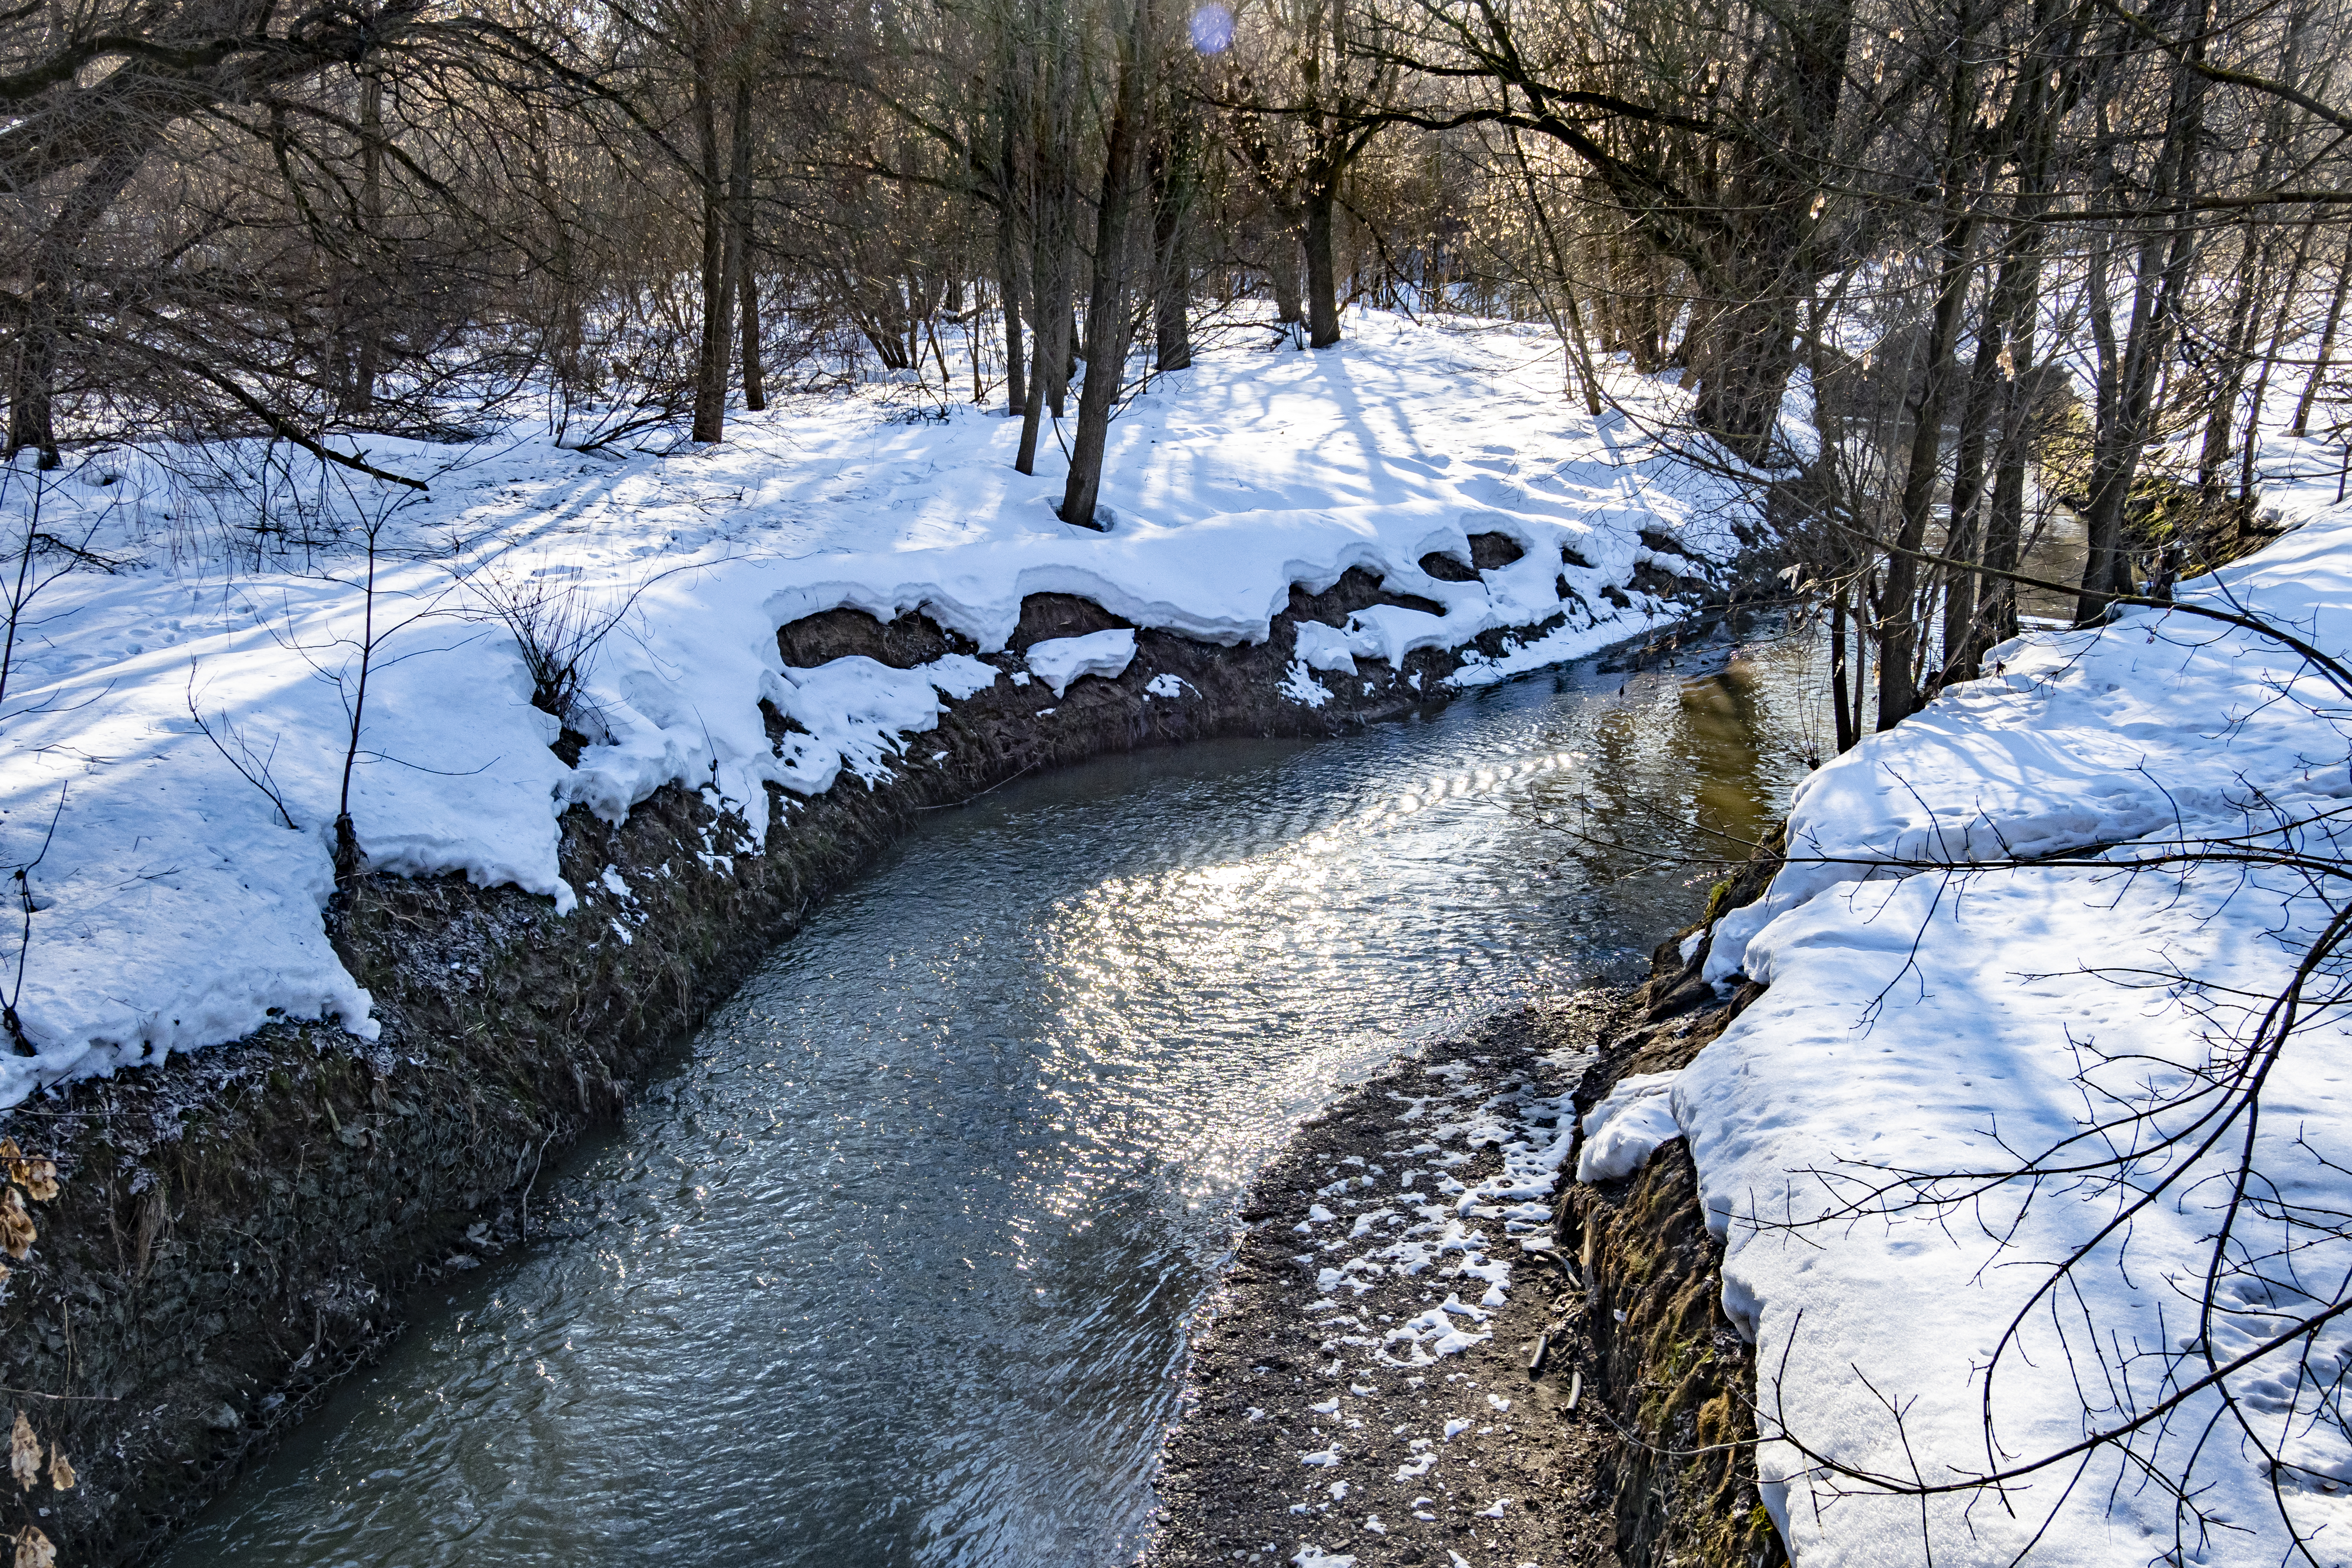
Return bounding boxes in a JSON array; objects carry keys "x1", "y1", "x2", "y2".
[{"x1": 163, "y1": 624, "x2": 1831, "y2": 1568}]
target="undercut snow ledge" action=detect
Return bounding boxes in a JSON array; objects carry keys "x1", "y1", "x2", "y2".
[{"x1": 1027, "y1": 629, "x2": 1137, "y2": 696}]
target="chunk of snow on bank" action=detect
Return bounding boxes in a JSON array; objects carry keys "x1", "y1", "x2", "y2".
[
  {"x1": 1144, "y1": 672, "x2": 1190, "y2": 698},
  {"x1": 1575, "y1": 1072, "x2": 1682, "y2": 1181},
  {"x1": 1025, "y1": 629, "x2": 1136, "y2": 697},
  {"x1": 1293, "y1": 620, "x2": 1362, "y2": 674}
]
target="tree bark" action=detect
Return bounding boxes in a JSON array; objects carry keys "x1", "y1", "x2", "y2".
[
  {"x1": 690, "y1": 4, "x2": 734, "y2": 445},
  {"x1": 8, "y1": 140, "x2": 146, "y2": 467},
  {"x1": 1150, "y1": 113, "x2": 1193, "y2": 372},
  {"x1": 1060, "y1": 1, "x2": 1145, "y2": 529},
  {"x1": 998, "y1": 118, "x2": 1029, "y2": 415},
  {"x1": 729, "y1": 77, "x2": 764, "y2": 412},
  {"x1": 1269, "y1": 231, "x2": 1303, "y2": 324},
  {"x1": 2076, "y1": 9, "x2": 2209, "y2": 624},
  {"x1": 1876, "y1": 5, "x2": 1980, "y2": 728},
  {"x1": 2291, "y1": 225, "x2": 2352, "y2": 436},
  {"x1": 1303, "y1": 177, "x2": 1341, "y2": 348},
  {"x1": 340, "y1": 69, "x2": 384, "y2": 417}
]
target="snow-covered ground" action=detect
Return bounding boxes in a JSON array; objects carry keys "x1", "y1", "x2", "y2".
[
  {"x1": 0, "y1": 313, "x2": 1744, "y2": 1110},
  {"x1": 1602, "y1": 450, "x2": 2352, "y2": 1563}
]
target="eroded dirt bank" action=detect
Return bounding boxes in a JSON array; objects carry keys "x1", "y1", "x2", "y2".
[
  {"x1": 1149, "y1": 839, "x2": 1789, "y2": 1568},
  {"x1": 0, "y1": 541, "x2": 1744, "y2": 1566}
]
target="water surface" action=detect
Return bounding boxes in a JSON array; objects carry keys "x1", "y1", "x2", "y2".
[{"x1": 165, "y1": 625, "x2": 1830, "y2": 1568}]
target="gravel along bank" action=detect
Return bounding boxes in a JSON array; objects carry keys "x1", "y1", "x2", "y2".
[{"x1": 1150, "y1": 996, "x2": 1629, "y2": 1568}]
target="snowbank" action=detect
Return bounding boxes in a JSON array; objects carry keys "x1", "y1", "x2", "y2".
[
  {"x1": 1675, "y1": 506, "x2": 2352, "y2": 1563},
  {"x1": 0, "y1": 314, "x2": 1743, "y2": 1108}
]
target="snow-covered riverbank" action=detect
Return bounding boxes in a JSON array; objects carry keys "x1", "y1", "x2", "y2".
[
  {"x1": 0, "y1": 313, "x2": 1749, "y2": 1108},
  {"x1": 1607, "y1": 494, "x2": 2352, "y2": 1563}
]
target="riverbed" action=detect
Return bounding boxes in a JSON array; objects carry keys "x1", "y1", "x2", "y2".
[{"x1": 161, "y1": 626, "x2": 1828, "y2": 1568}]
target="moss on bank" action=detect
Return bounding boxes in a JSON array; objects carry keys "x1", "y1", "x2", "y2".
[{"x1": 1558, "y1": 825, "x2": 1787, "y2": 1568}]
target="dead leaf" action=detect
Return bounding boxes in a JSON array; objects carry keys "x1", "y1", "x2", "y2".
[
  {"x1": 0, "y1": 1191, "x2": 36, "y2": 1261},
  {"x1": 46, "y1": 1449, "x2": 71, "y2": 1490},
  {"x1": 13, "y1": 1159, "x2": 56, "y2": 1205},
  {"x1": 9, "y1": 1412, "x2": 38, "y2": 1490},
  {"x1": 0, "y1": 1142, "x2": 56, "y2": 1203},
  {"x1": 12, "y1": 1525, "x2": 51, "y2": 1568}
]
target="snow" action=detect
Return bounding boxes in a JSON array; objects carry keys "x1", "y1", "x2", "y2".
[
  {"x1": 1669, "y1": 490, "x2": 2352, "y2": 1562},
  {"x1": 1024, "y1": 628, "x2": 1137, "y2": 696},
  {"x1": 1573, "y1": 1070, "x2": 1681, "y2": 1182},
  {"x1": 0, "y1": 312, "x2": 1740, "y2": 1107}
]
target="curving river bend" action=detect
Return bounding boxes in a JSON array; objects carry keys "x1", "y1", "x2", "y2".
[{"x1": 163, "y1": 626, "x2": 1830, "y2": 1568}]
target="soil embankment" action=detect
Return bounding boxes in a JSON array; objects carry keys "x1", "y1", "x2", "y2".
[{"x1": 0, "y1": 541, "x2": 1746, "y2": 1565}]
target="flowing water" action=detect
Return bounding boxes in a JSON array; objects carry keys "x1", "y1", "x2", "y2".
[{"x1": 163, "y1": 624, "x2": 1834, "y2": 1568}]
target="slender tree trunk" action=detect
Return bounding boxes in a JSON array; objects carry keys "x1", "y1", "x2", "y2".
[
  {"x1": 998, "y1": 119, "x2": 1029, "y2": 415},
  {"x1": 1303, "y1": 171, "x2": 1342, "y2": 348},
  {"x1": 2291, "y1": 225, "x2": 2352, "y2": 436},
  {"x1": 1061, "y1": 1, "x2": 1146, "y2": 528},
  {"x1": 1150, "y1": 113, "x2": 1194, "y2": 372},
  {"x1": 2077, "y1": 11, "x2": 2208, "y2": 623},
  {"x1": 2195, "y1": 230, "x2": 2271, "y2": 504},
  {"x1": 1831, "y1": 585, "x2": 1856, "y2": 753},
  {"x1": 2236, "y1": 220, "x2": 2317, "y2": 514},
  {"x1": 1269, "y1": 231, "x2": 1303, "y2": 324},
  {"x1": 1945, "y1": 181, "x2": 2044, "y2": 683},
  {"x1": 1876, "y1": 8, "x2": 1980, "y2": 729},
  {"x1": 343, "y1": 70, "x2": 384, "y2": 416},
  {"x1": 1018, "y1": 206, "x2": 1074, "y2": 470},
  {"x1": 1980, "y1": 10, "x2": 2061, "y2": 657},
  {"x1": 690, "y1": 6, "x2": 734, "y2": 445},
  {"x1": 725, "y1": 77, "x2": 764, "y2": 412}
]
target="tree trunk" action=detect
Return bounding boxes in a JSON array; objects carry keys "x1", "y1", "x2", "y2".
[
  {"x1": 1875, "y1": 214, "x2": 1974, "y2": 728},
  {"x1": 1150, "y1": 116, "x2": 1193, "y2": 372},
  {"x1": 2076, "y1": 14, "x2": 2208, "y2": 624},
  {"x1": 1269, "y1": 231, "x2": 1303, "y2": 324},
  {"x1": 1686, "y1": 294, "x2": 1805, "y2": 460},
  {"x1": 2236, "y1": 220, "x2": 2317, "y2": 514},
  {"x1": 1303, "y1": 176, "x2": 1341, "y2": 348},
  {"x1": 1944, "y1": 187, "x2": 2044, "y2": 683},
  {"x1": 1061, "y1": 5, "x2": 1145, "y2": 529},
  {"x1": 1978, "y1": 14, "x2": 2061, "y2": 661},
  {"x1": 690, "y1": 9, "x2": 733, "y2": 446},
  {"x1": 2195, "y1": 230, "x2": 2270, "y2": 505},
  {"x1": 1831, "y1": 584, "x2": 1856, "y2": 753},
  {"x1": 2291, "y1": 225, "x2": 2352, "y2": 436},
  {"x1": 7, "y1": 140, "x2": 146, "y2": 467},
  {"x1": 729, "y1": 78, "x2": 764, "y2": 412},
  {"x1": 342, "y1": 70, "x2": 384, "y2": 417},
  {"x1": 998, "y1": 120, "x2": 1028, "y2": 416},
  {"x1": 1017, "y1": 198, "x2": 1074, "y2": 472},
  {"x1": 1876, "y1": 10, "x2": 1979, "y2": 730}
]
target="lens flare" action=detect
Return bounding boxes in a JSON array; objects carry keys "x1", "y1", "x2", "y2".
[{"x1": 1190, "y1": 3, "x2": 1234, "y2": 52}]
